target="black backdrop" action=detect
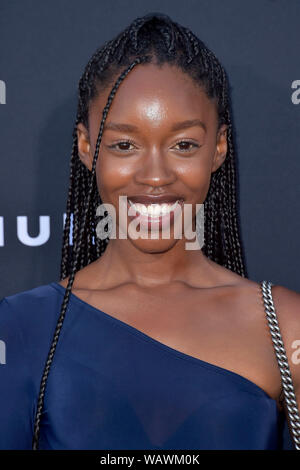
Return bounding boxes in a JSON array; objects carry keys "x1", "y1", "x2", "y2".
[{"x1": 1, "y1": 0, "x2": 300, "y2": 298}]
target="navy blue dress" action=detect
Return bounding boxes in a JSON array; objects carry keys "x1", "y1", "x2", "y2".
[{"x1": 0, "y1": 282, "x2": 295, "y2": 449}]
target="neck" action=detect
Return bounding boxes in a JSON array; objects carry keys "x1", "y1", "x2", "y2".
[{"x1": 92, "y1": 233, "x2": 214, "y2": 289}]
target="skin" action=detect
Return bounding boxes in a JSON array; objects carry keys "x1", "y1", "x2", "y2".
[{"x1": 59, "y1": 63, "x2": 300, "y2": 429}]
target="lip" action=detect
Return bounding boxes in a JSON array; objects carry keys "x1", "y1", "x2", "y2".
[
  {"x1": 127, "y1": 194, "x2": 184, "y2": 205},
  {"x1": 126, "y1": 197, "x2": 184, "y2": 232}
]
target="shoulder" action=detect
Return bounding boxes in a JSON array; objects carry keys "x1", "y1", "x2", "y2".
[
  {"x1": 268, "y1": 284, "x2": 300, "y2": 388},
  {"x1": 240, "y1": 280, "x2": 300, "y2": 414},
  {"x1": 0, "y1": 282, "x2": 63, "y2": 351},
  {"x1": 1, "y1": 282, "x2": 61, "y2": 314},
  {"x1": 269, "y1": 284, "x2": 300, "y2": 358},
  {"x1": 270, "y1": 283, "x2": 300, "y2": 323},
  {"x1": 0, "y1": 282, "x2": 65, "y2": 395},
  {"x1": 230, "y1": 278, "x2": 300, "y2": 359},
  {"x1": 229, "y1": 277, "x2": 300, "y2": 405}
]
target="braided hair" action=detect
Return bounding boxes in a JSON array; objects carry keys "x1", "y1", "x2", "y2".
[{"x1": 32, "y1": 12, "x2": 247, "y2": 449}]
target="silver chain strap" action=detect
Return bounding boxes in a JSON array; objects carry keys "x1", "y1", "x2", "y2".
[{"x1": 260, "y1": 280, "x2": 300, "y2": 450}]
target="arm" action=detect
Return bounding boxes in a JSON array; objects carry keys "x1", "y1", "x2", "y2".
[{"x1": 0, "y1": 297, "x2": 34, "y2": 449}]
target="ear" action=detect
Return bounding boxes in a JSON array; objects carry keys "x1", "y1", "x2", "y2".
[
  {"x1": 211, "y1": 124, "x2": 228, "y2": 173},
  {"x1": 77, "y1": 122, "x2": 93, "y2": 172}
]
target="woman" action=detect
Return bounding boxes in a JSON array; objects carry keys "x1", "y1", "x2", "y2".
[{"x1": 1, "y1": 13, "x2": 300, "y2": 450}]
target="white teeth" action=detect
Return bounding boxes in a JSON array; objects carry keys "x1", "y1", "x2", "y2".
[
  {"x1": 170, "y1": 200, "x2": 179, "y2": 211},
  {"x1": 153, "y1": 204, "x2": 161, "y2": 216},
  {"x1": 147, "y1": 204, "x2": 154, "y2": 215},
  {"x1": 135, "y1": 203, "x2": 148, "y2": 215},
  {"x1": 128, "y1": 200, "x2": 181, "y2": 217},
  {"x1": 161, "y1": 203, "x2": 170, "y2": 214}
]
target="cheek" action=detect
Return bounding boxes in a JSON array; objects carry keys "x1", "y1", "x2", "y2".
[
  {"x1": 176, "y1": 159, "x2": 212, "y2": 196},
  {"x1": 95, "y1": 153, "x2": 134, "y2": 200}
]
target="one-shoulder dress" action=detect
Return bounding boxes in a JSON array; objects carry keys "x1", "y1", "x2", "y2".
[{"x1": 0, "y1": 281, "x2": 296, "y2": 449}]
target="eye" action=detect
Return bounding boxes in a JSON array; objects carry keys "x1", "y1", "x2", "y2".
[
  {"x1": 173, "y1": 140, "x2": 200, "y2": 152},
  {"x1": 107, "y1": 140, "x2": 136, "y2": 152}
]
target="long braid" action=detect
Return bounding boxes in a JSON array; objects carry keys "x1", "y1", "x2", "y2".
[
  {"x1": 32, "y1": 57, "x2": 149, "y2": 449},
  {"x1": 33, "y1": 12, "x2": 247, "y2": 449}
]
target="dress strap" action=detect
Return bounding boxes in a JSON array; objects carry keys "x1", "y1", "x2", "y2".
[{"x1": 260, "y1": 280, "x2": 300, "y2": 450}]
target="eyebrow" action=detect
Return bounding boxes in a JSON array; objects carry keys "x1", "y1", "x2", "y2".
[
  {"x1": 171, "y1": 119, "x2": 206, "y2": 132},
  {"x1": 103, "y1": 119, "x2": 207, "y2": 133}
]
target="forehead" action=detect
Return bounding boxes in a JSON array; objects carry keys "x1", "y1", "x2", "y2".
[{"x1": 88, "y1": 63, "x2": 217, "y2": 130}]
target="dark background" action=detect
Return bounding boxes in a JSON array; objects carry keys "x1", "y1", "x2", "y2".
[{"x1": 1, "y1": 0, "x2": 299, "y2": 298}]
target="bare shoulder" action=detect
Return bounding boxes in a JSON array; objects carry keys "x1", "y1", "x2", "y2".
[
  {"x1": 269, "y1": 284, "x2": 300, "y2": 387},
  {"x1": 226, "y1": 274, "x2": 300, "y2": 402},
  {"x1": 270, "y1": 284, "x2": 300, "y2": 357},
  {"x1": 270, "y1": 283, "x2": 300, "y2": 326}
]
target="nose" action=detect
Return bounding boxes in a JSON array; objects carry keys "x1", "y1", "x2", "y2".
[{"x1": 134, "y1": 147, "x2": 176, "y2": 187}]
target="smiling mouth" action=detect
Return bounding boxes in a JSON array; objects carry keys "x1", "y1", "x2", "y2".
[{"x1": 127, "y1": 199, "x2": 183, "y2": 219}]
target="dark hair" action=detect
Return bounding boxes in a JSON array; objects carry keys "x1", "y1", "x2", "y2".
[{"x1": 32, "y1": 12, "x2": 247, "y2": 449}]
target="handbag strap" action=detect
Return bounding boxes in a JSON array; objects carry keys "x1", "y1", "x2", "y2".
[{"x1": 260, "y1": 280, "x2": 300, "y2": 450}]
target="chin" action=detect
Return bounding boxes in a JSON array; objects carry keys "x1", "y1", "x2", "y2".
[{"x1": 128, "y1": 236, "x2": 180, "y2": 254}]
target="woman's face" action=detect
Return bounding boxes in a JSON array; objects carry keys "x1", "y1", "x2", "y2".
[{"x1": 77, "y1": 62, "x2": 227, "y2": 253}]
